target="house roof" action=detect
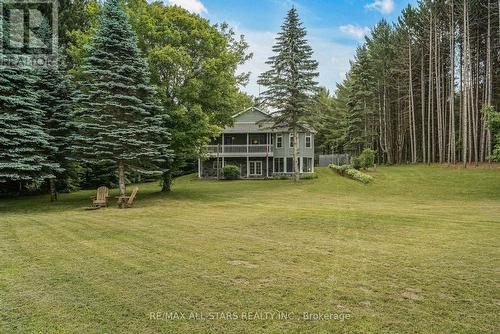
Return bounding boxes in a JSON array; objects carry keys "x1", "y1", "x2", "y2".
[
  {"x1": 231, "y1": 107, "x2": 271, "y2": 119},
  {"x1": 224, "y1": 107, "x2": 316, "y2": 134}
]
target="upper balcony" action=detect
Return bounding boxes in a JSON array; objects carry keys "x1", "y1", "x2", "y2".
[
  {"x1": 207, "y1": 133, "x2": 273, "y2": 157},
  {"x1": 207, "y1": 144, "x2": 273, "y2": 157}
]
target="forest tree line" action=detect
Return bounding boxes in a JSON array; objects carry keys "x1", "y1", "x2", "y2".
[
  {"x1": 2, "y1": 0, "x2": 499, "y2": 198},
  {"x1": 312, "y1": 0, "x2": 500, "y2": 165},
  {"x1": 0, "y1": 0, "x2": 253, "y2": 196}
]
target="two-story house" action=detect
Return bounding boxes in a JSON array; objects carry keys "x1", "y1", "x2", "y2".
[{"x1": 198, "y1": 107, "x2": 315, "y2": 178}]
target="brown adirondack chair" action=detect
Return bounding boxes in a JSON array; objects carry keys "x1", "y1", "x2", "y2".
[
  {"x1": 116, "y1": 187, "x2": 138, "y2": 209},
  {"x1": 90, "y1": 186, "x2": 109, "y2": 208}
]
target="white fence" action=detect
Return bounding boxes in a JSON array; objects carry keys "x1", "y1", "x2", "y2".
[{"x1": 318, "y1": 154, "x2": 351, "y2": 167}]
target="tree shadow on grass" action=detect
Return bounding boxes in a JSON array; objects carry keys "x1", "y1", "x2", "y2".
[{"x1": 0, "y1": 175, "x2": 286, "y2": 214}]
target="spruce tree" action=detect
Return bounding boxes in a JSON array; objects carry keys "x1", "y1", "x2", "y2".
[
  {"x1": 37, "y1": 50, "x2": 75, "y2": 200},
  {"x1": 72, "y1": 0, "x2": 168, "y2": 196},
  {"x1": 258, "y1": 7, "x2": 319, "y2": 182},
  {"x1": 0, "y1": 18, "x2": 57, "y2": 193}
]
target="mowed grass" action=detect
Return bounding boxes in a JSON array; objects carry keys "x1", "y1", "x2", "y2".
[{"x1": 0, "y1": 166, "x2": 499, "y2": 334}]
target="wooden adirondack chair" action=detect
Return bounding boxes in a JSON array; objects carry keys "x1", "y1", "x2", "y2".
[
  {"x1": 116, "y1": 187, "x2": 138, "y2": 209},
  {"x1": 90, "y1": 186, "x2": 109, "y2": 208}
]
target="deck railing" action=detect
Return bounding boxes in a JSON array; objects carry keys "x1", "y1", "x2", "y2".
[{"x1": 207, "y1": 144, "x2": 273, "y2": 154}]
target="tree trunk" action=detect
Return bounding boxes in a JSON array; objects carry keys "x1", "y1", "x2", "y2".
[
  {"x1": 462, "y1": 0, "x2": 468, "y2": 167},
  {"x1": 162, "y1": 159, "x2": 173, "y2": 192},
  {"x1": 408, "y1": 35, "x2": 416, "y2": 163},
  {"x1": 448, "y1": 0, "x2": 456, "y2": 164},
  {"x1": 421, "y1": 55, "x2": 426, "y2": 163},
  {"x1": 118, "y1": 160, "x2": 126, "y2": 196},
  {"x1": 49, "y1": 178, "x2": 57, "y2": 202},
  {"x1": 434, "y1": 18, "x2": 444, "y2": 164},
  {"x1": 383, "y1": 84, "x2": 392, "y2": 164},
  {"x1": 162, "y1": 170, "x2": 173, "y2": 192},
  {"x1": 293, "y1": 126, "x2": 300, "y2": 182},
  {"x1": 487, "y1": 0, "x2": 493, "y2": 158},
  {"x1": 428, "y1": 11, "x2": 433, "y2": 164},
  {"x1": 17, "y1": 181, "x2": 23, "y2": 197}
]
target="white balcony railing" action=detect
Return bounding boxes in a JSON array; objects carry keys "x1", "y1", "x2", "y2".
[{"x1": 207, "y1": 144, "x2": 273, "y2": 155}]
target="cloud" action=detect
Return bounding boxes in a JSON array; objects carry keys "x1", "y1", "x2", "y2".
[
  {"x1": 339, "y1": 24, "x2": 370, "y2": 40},
  {"x1": 236, "y1": 28, "x2": 355, "y2": 96},
  {"x1": 308, "y1": 36, "x2": 355, "y2": 92},
  {"x1": 365, "y1": 0, "x2": 394, "y2": 14},
  {"x1": 235, "y1": 30, "x2": 277, "y2": 96},
  {"x1": 168, "y1": 0, "x2": 207, "y2": 14}
]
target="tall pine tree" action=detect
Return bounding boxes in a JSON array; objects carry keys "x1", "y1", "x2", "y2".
[
  {"x1": 0, "y1": 17, "x2": 57, "y2": 193},
  {"x1": 72, "y1": 0, "x2": 168, "y2": 196},
  {"x1": 258, "y1": 7, "x2": 318, "y2": 182}
]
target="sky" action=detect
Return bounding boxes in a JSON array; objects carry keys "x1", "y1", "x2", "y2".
[{"x1": 167, "y1": 0, "x2": 417, "y2": 96}]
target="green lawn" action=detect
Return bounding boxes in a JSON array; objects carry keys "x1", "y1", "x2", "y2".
[{"x1": 1, "y1": 166, "x2": 499, "y2": 333}]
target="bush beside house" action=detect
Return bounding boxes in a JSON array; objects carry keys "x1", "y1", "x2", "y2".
[{"x1": 223, "y1": 165, "x2": 241, "y2": 180}]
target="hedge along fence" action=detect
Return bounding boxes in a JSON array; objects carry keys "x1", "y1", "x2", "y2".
[{"x1": 329, "y1": 164, "x2": 374, "y2": 184}]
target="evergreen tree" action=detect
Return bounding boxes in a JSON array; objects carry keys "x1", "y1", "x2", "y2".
[
  {"x1": 37, "y1": 50, "x2": 76, "y2": 200},
  {"x1": 72, "y1": 0, "x2": 168, "y2": 196},
  {"x1": 332, "y1": 1, "x2": 498, "y2": 165},
  {"x1": 33, "y1": 20, "x2": 77, "y2": 199},
  {"x1": 344, "y1": 46, "x2": 376, "y2": 156},
  {"x1": 307, "y1": 87, "x2": 347, "y2": 155},
  {"x1": 0, "y1": 18, "x2": 57, "y2": 193},
  {"x1": 345, "y1": 76, "x2": 365, "y2": 155},
  {"x1": 484, "y1": 106, "x2": 500, "y2": 161},
  {"x1": 258, "y1": 7, "x2": 319, "y2": 182}
]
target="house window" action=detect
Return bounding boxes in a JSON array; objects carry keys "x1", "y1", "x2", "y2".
[
  {"x1": 286, "y1": 158, "x2": 299, "y2": 173},
  {"x1": 276, "y1": 135, "x2": 283, "y2": 148},
  {"x1": 303, "y1": 157, "x2": 313, "y2": 172},
  {"x1": 286, "y1": 158, "x2": 293, "y2": 173},
  {"x1": 305, "y1": 134, "x2": 312, "y2": 148},
  {"x1": 274, "y1": 158, "x2": 284, "y2": 173},
  {"x1": 249, "y1": 161, "x2": 262, "y2": 176}
]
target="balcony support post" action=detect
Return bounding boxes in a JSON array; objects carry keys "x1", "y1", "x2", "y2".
[
  {"x1": 216, "y1": 144, "x2": 220, "y2": 180},
  {"x1": 222, "y1": 133, "x2": 225, "y2": 168},
  {"x1": 266, "y1": 133, "x2": 269, "y2": 178},
  {"x1": 246, "y1": 156, "x2": 250, "y2": 178}
]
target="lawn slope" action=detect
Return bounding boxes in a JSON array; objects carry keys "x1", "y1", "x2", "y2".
[{"x1": 1, "y1": 166, "x2": 499, "y2": 333}]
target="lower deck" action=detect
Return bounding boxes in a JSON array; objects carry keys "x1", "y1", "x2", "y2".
[{"x1": 198, "y1": 156, "x2": 314, "y2": 178}]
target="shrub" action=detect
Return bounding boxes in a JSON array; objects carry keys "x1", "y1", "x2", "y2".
[
  {"x1": 272, "y1": 174, "x2": 291, "y2": 180},
  {"x1": 222, "y1": 165, "x2": 240, "y2": 180},
  {"x1": 352, "y1": 156, "x2": 362, "y2": 170},
  {"x1": 300, "y1": 173, "x2": 318, "y2": 180},
  {"x1": 330, "y1": 164, "x2": 351, "y2": 173},
  {"x1": 344, "y1": 167, "x2": 373, "y2": 183},
  {"x1": 353, "y1": 148, "x2": 376, "y2": 170},
  {"x1": 329, "y1": 164, "x2": 341, "y2": 173},
  {"x1": 359, "y1": 148, "x2": 376, "y2": 169},
  {"x1": 329, "y1": 164, "x2": 373, "y2": 184}
]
